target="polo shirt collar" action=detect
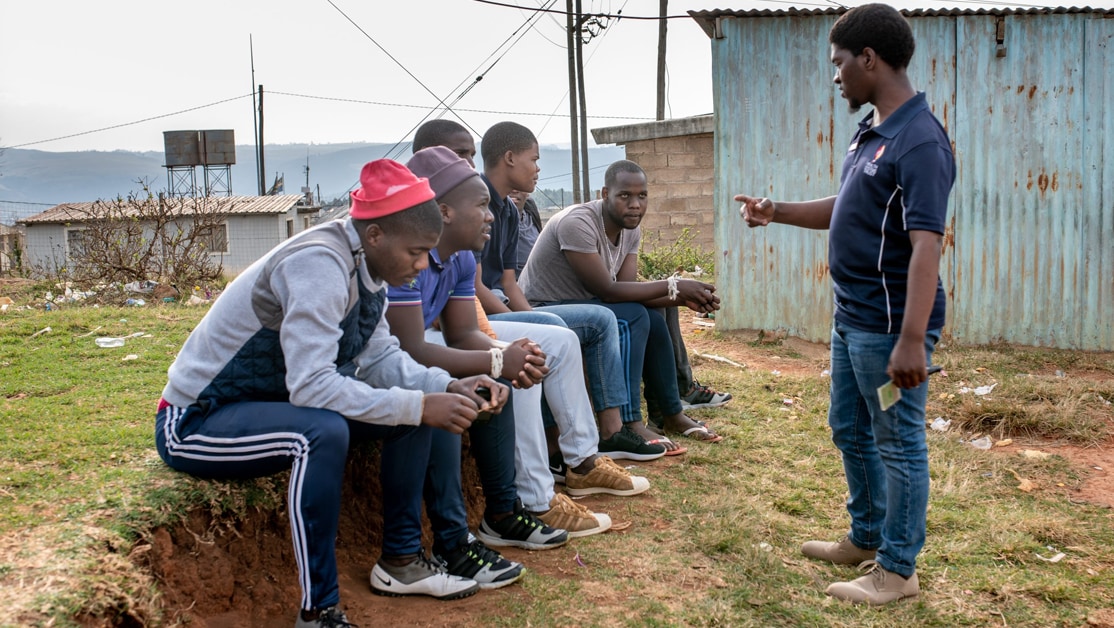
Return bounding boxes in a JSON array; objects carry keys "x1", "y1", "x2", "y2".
[
  {"x1": 428, "y1": 247, "x2": 452, "y2": 272},
  {"x1": 481, "y1": 173, "x2": 512, "y2": 214},
  {"x1": 860, "y1": 91, "x2": 929, "y2": 139}
]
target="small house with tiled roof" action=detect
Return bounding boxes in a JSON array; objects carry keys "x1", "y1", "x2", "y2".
[{"x1": 19, "y1": 194, "x2": 315, "y2": 275}]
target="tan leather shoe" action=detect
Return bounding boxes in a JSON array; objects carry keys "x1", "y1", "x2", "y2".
[
  {"x1": 826, "y1": 560, "x2": 920, "y2": 605},
  {"x1": 801, "y1": 535, "x2": 877, "y2": 565}
]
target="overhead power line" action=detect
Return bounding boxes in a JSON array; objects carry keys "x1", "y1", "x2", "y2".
[
  {"x1": 325, "y1": 0, "x2": 466, "y2": 125},
  {"x1": 0, "y1": 94, "x2": 253, "y2": 150},
  {"x1": 268, "y1": 90, "x2": 654, "y2": 121},
  {"x1": 473, "y1": 0, "x2": 833, "y2": 17}
]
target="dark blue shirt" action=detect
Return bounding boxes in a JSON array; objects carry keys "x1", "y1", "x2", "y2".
[
  {"x1": 478, "y1": 174, "x2": 519, "y2": 292},
  {"x1": 829, "y1": 92, "x2": 955, "y2": 334}
]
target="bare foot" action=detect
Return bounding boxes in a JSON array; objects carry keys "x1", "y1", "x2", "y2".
[
  {"x1": 661, "y1": 413, "x2": 722, "y2": 442},
  {"x1": 626, "y1": 421, "x2": 684, "y2": 453}
]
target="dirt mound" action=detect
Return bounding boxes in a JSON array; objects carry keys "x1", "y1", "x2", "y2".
[{"x1": 139, "y1": 441, "x2": 486, "y2": 626}]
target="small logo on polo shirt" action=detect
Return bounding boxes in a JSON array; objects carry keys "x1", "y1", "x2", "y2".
[{"x1": 861, "y1": 144, "x2": 885, "y2": 176}]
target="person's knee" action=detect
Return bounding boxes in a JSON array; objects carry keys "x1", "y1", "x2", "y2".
[{"x1": 309, "y1": 410, "x2": 351, "y2": 456}]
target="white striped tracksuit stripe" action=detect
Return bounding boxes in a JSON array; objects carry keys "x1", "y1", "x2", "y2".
[{"x1": 162, "y1": 404, "x2": 315, "y2": 611}]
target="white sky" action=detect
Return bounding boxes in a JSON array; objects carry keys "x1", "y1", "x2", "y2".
[{"x1": 1, "y1": 0, "x2": 1089, "y2": 153}]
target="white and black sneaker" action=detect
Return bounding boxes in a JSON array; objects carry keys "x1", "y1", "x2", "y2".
[
  {"x1": 549, "y1": 452, "x2": 568, "y2": 485},
  {"x1": 370, "y1": 553, "x2": 479, "y2": 600},
  {"x1": 476, "y1": 499, "x2": 569, "y2": 550},
  {"x1": 435, "y1": 534, "x2": 525, "y2": 590},
  {"x1": 294, "y1": 606, "x2": 356, "y2": 628}
]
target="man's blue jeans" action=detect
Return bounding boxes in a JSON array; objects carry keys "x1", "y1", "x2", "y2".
[
  {"x1": 492, "y1": 304, "x2": 629, "y2": 418},
  {"x1": 828, "y1": 322, "x2": 941, "y2": 578}
]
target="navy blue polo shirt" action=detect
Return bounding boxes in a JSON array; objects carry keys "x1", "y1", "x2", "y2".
[
  {"x1": 478, "y1": 174, "x2": 519, "y2": 292},
  {"x1": 829, "y1": 92, "x2": 955, "y2": 334}
]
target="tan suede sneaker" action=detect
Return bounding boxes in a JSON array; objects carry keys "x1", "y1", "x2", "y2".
[
  {"x1": 826, "y1": 561, "x2": 920, "y2": 605},
  {"x1": 566, "y1": 455, "x2": 651, "y2": 497},
  {"x1": 801, "y1": 535, "x2": 877, "y2": 565},
  {"x1": 534, "y1": 493, "x2": 612, "y2": 538}
]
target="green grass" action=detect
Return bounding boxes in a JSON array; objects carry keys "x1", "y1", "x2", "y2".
[{"x1": 1, "y1": 301, "x2": 1112, "y2": 627}]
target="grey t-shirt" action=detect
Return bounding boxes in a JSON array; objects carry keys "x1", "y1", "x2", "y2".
[{"x1": 520, "y1": 199, "x2": 640, "y2": 304}]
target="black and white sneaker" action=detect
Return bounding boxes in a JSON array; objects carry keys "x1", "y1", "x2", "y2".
[
  {"x1": 435, "y1": 534, "x2": 525, "y2": 590},
  {"x1": 476, "y1": 500, "x2": 569, "y2": 550},
  {"x1": 680, "y1": 380, "x2": 733, "y2": 410},
  {"x1": 294, "y1": 606, "x2": 356, "y2": 628},
  {"x1": 549, "y1": 452, "x2": 568, "y2": 485},
  {"x1": 370, "y1": 553, "x2": 479, "y2": 600},
  {"x1": 598, "y1": 424, "x2": 667, "y2": 461}
]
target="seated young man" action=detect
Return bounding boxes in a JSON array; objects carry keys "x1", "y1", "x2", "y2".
[
  {"x1": 414, "y1": 119, "x2": 668, "y2": 461},
  {"x1": 394, "y1": 147, "x2": 652, "y2": 538},
  {"x1": 156, "y1": 159, "x2": 503, "y2": 627},
  {"x1": 520, "y1": 159, "x2": 726, "y2": 445}
]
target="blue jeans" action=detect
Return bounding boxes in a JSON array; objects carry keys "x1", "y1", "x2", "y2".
[
  {"x1": 538, "y1": 300, "x2": 682, "y2": 424},
  {"x1": 828, "y1": 322, "x2": 941, "y2": 578},
  {"x1": 155, "y1": 400, "x2": 430, "y2": 612},
  {"x1": 493, "y1": 304, "x2": 628, "y2": 417},
  {"x1": 419, "y1": 378, "x2": 518, "y2": 555}
]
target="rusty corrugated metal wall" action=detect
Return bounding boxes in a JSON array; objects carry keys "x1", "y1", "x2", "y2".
[{"x1": 707, "y1": 9, "x2": 1112, "y2": 350}]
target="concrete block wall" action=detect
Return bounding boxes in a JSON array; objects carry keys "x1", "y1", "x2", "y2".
[{"x1": 592, "y1": 116, "x2": 715, "y2": 253}]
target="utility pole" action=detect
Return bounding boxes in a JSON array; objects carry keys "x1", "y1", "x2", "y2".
[
  {"x1": 656, "y1": 0, "x2": 668, "y2": 121},
  {"x1": 250, "y1": 35, "x2": 262, "y2": 195},
  {"x1": 566, "y1": 0, "x2": 581, "y2": 204},
  {"x1": 575, "y1": 0, "x2": 590, "y2": 200},
  {"x1": 257, "y1": 85, "x2": 265, "y2": 196}
]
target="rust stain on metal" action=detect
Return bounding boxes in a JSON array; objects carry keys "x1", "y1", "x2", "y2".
[
  {"x1": 1038, "y1": 172, "x2": 1050, "y2": 193},
  {"x1": 816, "y1": 132, "x2": 824, "y2": 147},
  {"x1": 1017, "y1": 85, "x2": 1025, "y2": 94},
  {"x1": 828, "y1": 116, "x2": 835, "y2": 178},
  {"x1": 1028, "y1": 85, "x2": 1038, "y2": 99},
  {"x1": 1051, "y1": 172, "x2": 1059, "y2": 191},
  {"x1": 1026, "y1": 171, "x2": 1033, "y2": 190},
  {"x1": 942, "y1": 223, "x2": 955, "y2": 252}
]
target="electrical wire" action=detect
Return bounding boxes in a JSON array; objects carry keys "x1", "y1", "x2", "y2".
[
  {"x1": 325, "y1": 0, "x2": 465, "y2": 123},
  {"x1": 0, "y1": 94, "x2": 253, "y2": 150},
  {"x1": 381, "y1": 0, "x2": 560, "y2": 160},
  {"x1": 268, "y1": 89, "x2": 654, "y2": 120},
  {"x1": 473, "y1": 0, "x2": 834, "y2": 17}
]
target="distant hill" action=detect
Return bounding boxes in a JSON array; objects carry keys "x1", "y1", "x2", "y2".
[{"x1": 0, "y1": 142, "x2": 625, "y2": 223}]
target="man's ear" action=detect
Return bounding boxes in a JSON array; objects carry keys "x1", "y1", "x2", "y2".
[
  {"x1": 502, "y1": 149, "x2": 516, "y2": 168},
  {"x1": 439, "y1": 201, "x2": 453, "y2": 225},
  {"x1": 361, "y1": 222, "x2": 384, "y2": 247},
  {"x1": 600, "y1": 185, "x2": 610, "y2": 202},
  {"x1": 860, "y1": 46, "x2": 878, "y2": 71}
]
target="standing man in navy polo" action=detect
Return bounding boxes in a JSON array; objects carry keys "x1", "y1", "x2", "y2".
[{"x1": 736, "y1": 3, "x2": 955, "y2": 606}]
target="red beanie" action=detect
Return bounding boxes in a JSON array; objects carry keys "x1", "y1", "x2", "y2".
[{"x1": 349, "y1": 159, "x2": 435, "y2": 220}]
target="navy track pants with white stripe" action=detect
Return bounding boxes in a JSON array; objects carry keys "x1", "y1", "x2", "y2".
[{"x1": 155, "y1": 400, "x2": 430, "y2": 611}]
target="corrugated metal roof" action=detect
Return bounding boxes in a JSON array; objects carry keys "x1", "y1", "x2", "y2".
[
  {"x1": 18, "y1": 195, "x2": 305, "y2": 225},
  {"x1": 689, "y1": 6, "x2": 1114, "y2": 37}
]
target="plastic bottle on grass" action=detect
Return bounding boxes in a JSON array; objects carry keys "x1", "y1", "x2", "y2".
[
  {"x1": 968, "y1": 436, "x2": 992, "y2": 450},
  {"x1": 95, "y1": 337, "x2": 126, "y2": 348}
]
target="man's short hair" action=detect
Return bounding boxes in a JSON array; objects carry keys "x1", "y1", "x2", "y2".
[
  {"x1": 480, "y1": 122, "x2": 536, "y2": 166},
  {"x1": 604, "y1": 160, "x2": 646, "y2": 188},
  {"x1": 354, "y1": 199, "x2": 442, "y2": 237},
  {"x1": 413, "y1": 119, "x2": 469, "y2": 154},
  {"x1": 829, "y1": 3, "x2": 915, "y2": 70}
]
